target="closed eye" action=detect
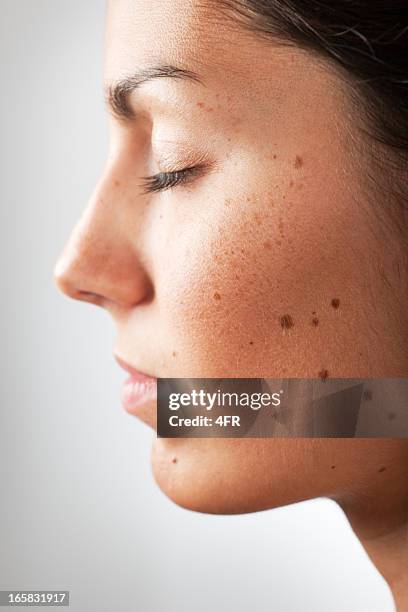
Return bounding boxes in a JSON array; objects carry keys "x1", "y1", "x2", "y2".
[{"x1": 140, "y1": 163, "x2": 209, "y2": 194}]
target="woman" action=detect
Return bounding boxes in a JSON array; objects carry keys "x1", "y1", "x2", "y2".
[{"x1": 54, "y1": 1, "x2": 408, "y2": 608}]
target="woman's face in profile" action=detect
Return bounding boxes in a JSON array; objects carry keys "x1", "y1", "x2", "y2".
[{"x1": 55, "y1": 0, "x2": 408, "y2": 515}]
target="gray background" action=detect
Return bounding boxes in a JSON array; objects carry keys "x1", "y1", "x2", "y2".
[{"x1": 0, "y1": 2, "x2": 395, "y2": 611}]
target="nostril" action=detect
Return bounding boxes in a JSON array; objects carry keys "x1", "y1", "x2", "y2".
[{"x1": 76, "y1": 289, "x2": 105, "y2": 306}]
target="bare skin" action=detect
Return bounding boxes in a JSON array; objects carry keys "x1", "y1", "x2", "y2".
[{"x1": 54, "y1": 1, "x2": 408, "y2": 608}]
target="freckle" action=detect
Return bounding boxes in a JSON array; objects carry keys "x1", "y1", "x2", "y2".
[
  {"x1": 319, "y1": 369, "x2": 329, "y2": 381},
  {"x1": 172, "y1": 351, "x2": 177, "y2": 358},
  {"x1": 294, "y1": 155, "x2": 303, "y2": 169},
  {"x1": 263, "y1": 240, "x2": 272, "y2": 250},
  {"x1": 331, "y1": 298, "x2": 340, "y2": 309},
  {"x1": 276, "y1": 239, "x2": 282, "y2": 246},
  {"x1": 312, "y1": 317, "x2": 319, "y2": 326},
  {"x1": 254, "y1": 213, "x2": 262, "y2": 225},
  {"x1": 114, "y1": 179, "x2": 120, "y2": 187},
  {"x1": 249, "y1": 341, "x2": 254, "y2": 345},
  {"x1": 273, "y1": 154, "x2": 277, "y2": 159},
  {"x1": 197, "y1": 101, "x2": 205, "y2": 108},
  {"x1": 388, "y1": 412, "x2": 396, "y2": 421},
  {"x1": 241, "y1": 248, "x2": 245, "y2": 254},
  {"x1": 206, "y1": 107, "x2": 214, "y2": 112},
  {"x1": 246, "y1": 196, "x2": 252, "y2": 202},
  {"x1": 296, "y1": 183, "x2": 303, "y2": 190},
  {"x1": 312, "y1": 311, "x2": 316, "y2": 315},
  {"x1": 280, "y1": 314, "x2": 294, "y2": 329},
  {"x1": 378, "y1": 466, "x2": 386, "y2": 473},
  {"x1": 172, "y1": 457, "x2": 178, "y2": 464},
  {"x1": 362, "y1": 389, "x2": 373, "y2": 401},
  {"x1": 330, "y1": 465, "x2": 336, "y2": 469},
  {"x1": 289, "y1": 180, "x2": 294, "y2": 187},
  {"x1": 213, "y1": 292, "x2": 221, "y2": 301},
  {"x1": 235, "y1": 274, "x2": 239, "y2": 280}
]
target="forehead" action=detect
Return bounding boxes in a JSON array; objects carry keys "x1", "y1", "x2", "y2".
[{"x1": 105, "y1": 0, "x2": 230, "y2": 81}]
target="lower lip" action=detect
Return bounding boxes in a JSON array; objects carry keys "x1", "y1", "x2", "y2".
[{"x1": 121, "y1": 373, "x2": 157, "y2": 414}]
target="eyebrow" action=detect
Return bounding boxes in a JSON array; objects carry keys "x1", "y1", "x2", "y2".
[{"x1": 105, "y1": 63, "x2": 203, "y2": 120}]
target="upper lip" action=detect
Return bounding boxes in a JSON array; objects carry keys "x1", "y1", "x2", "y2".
[{"x1": 114, "y1": 354, "x2": 157, "y2": 380}]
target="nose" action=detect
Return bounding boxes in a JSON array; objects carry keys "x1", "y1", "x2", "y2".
[{"x1": 54, "y1": 173, "x2": 153, "y2": 309}]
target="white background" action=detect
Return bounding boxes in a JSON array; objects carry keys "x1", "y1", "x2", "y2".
[{"x1": 0, "y1": 2, "x2": 395, "y2": 610}]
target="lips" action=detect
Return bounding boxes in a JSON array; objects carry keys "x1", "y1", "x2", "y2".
[{"x1": 115, "y1": 356, "x2": 157, "y2": 420}]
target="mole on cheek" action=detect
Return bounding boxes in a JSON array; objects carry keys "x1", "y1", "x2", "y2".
[
  {"x1": 172, "y1": 351, "x2": 177, "y2": 358},
  {"x1": 331, "y1": 298, "x2": 340, "y2": 309},
  {"x1": 114, "y1": 179, "x2": 120, "y2": 187},
  {"x1": 280, "y1": 314, "x2": 294, "y2": 329},
  {"x1": 378, "y1": 466, "x2": 386, "y2": 473},
  {"x1": 213, "y1": 292, "x2": 222, "y2": 301},
  {"x1": 294, "y1": 155, "x2": 304, "y2": 169},
  {"x1": 312, "y1": 317, "x2": 319, "y2": 327},
  {"x1": 172, "y1": 457, "x2": 178, "y2": 464}
]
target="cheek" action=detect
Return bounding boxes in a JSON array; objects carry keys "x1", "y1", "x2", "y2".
[
  {"x1": 155, "y1": 168, "x2": 379, "y2": 378},
  {"x1": 156, "y1": 189, "x2": 280, "y2": 376}
]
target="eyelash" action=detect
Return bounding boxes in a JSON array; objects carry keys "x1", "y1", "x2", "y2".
[{"x1": 140, "y1": 164, "x2": 206, "y2": 194}]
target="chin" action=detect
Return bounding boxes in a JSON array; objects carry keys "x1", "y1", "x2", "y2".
[{"x1": 150, "y1": 437, "x2": 315, "y2": 515}]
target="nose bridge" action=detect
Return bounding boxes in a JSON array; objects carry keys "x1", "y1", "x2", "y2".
[{"x1": 54, "y1": 169, "x2": 152, "y2": 308}]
